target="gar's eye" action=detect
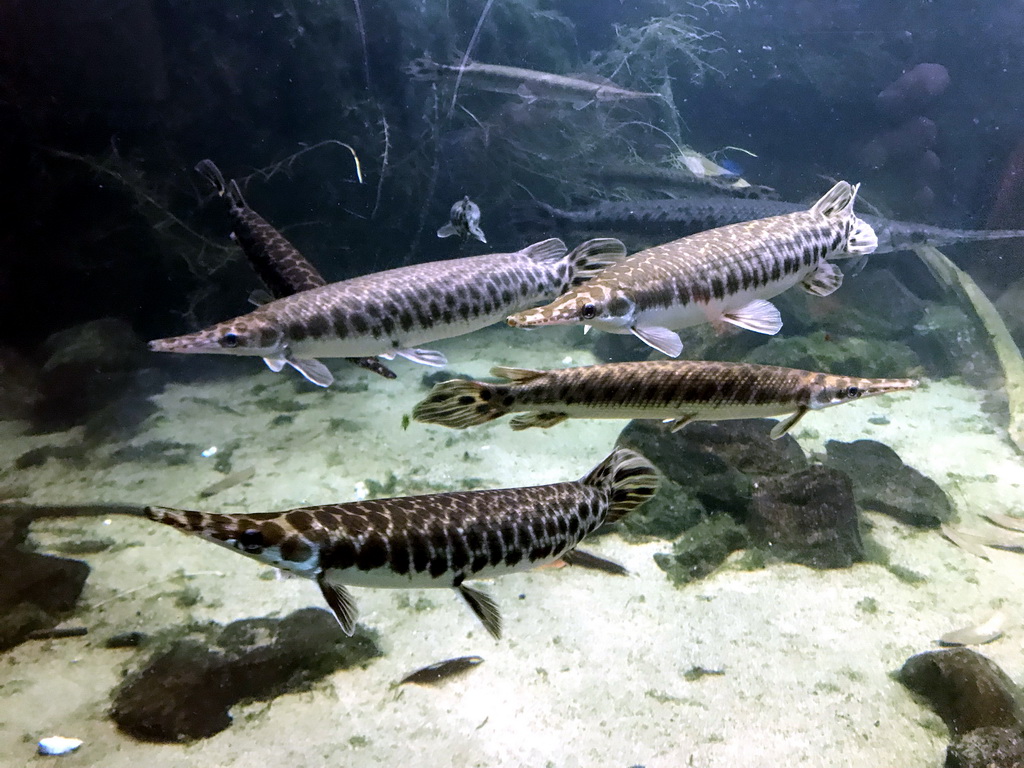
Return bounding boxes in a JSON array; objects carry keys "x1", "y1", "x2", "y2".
[
  {"x1": 220, "y1": 332, "x2": 240, "y2": 348},
  {"x1": 580, "y1": 303, "x2": 597, "y2": 320},
  {"x1": 846, "y1": 386, "x2": 861, "y2": 398},
  {"x1": 237, "y1": 529, "x2": 264, "y2": 554}
]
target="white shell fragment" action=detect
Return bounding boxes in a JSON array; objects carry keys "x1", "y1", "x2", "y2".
[
  {"x1": 939, "y1": 611, "x2": 1006, "y2": 647},
  {"x1": 37, "y1": 736, "x2": 83, "y2": 756}
]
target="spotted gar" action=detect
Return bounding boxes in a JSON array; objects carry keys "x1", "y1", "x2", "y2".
[
  {"x1": 507, "y1": 181, "x2": 878, "y2": 357},
  {"x1": 407, "y1": 57, "x2": 661, "y2": 104},
  {"x1": 520, "y1": 195, "x2": 1024, "y2": 255},
  {"x1": 149, "y1": 237, "x2": 626, "y2": 386},
  {"x1": 194, "y1": 159, "x2": 395, "y2": 384},
  {"x1": 413, "y1": 361, "x2": 918, "y2": 438},
  {"x1": 143, "y1": 448, "x2": 658, "y2": 638}
]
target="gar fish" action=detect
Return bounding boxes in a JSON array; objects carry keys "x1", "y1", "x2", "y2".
[
  {"x1": 578, "y1": 162, "x2": 779, "y2": 199},
  {"x1": 518, "y1": 195, "x2": 1024, "y2": 255},
  {"x1": 149, "y1": 237, "x2": 627, "y2": 386},
  {"x1": 437, "y1": 196, "x2": 487, "y2": 243},
  {"x1": 142, "y1": 447, "x2": 659, "y2": 638},
  {"x1": 507, "y1": 181, "x2": 878, "y2": 357},
  {"x1": 412, "y1": 361, "x2": 919, "y2": 438},
  {"x1": 194, "y1": 159, "x2": 395, "y2": 384},
  {"x1": 407, "y1": 57, "x2": 662, "y2": 106}
]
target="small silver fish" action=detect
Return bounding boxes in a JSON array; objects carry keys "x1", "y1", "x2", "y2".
[
  {"x1": 408, "y1": 57, "x2": 662, "y2": 106},
  {"x1": 412, "y1": 361, "x2": 918, "y2": 438},
  {"x1": 438, "y1": 196, "x2": 486, "y2": 243},
  {"x1": 508, "y1": 181, "x2": 878, "y2": 357},
  {"x1": 142, "y1": 448, "x2": 658, "y2": 638}
]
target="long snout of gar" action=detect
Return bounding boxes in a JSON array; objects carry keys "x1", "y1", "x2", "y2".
[
  {"x1": 148, "y1": 331, "x2": 221, "y2": 354},
  {"x1": 858, "y1": 377, "x2": 921, "y2": 397},
  {"x1": 507, "y1": 305, "x2": 573, "y2": 328}
]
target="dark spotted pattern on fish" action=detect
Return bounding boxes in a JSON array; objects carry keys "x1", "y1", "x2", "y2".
[
  {"x1": 412, "y1": 361, "x2": 919, "y2": 431},
  {"x1": 195, "y1": 159, "x2": 325, "y2": 297},
  {"x1": 608, "y1": 218, "x2": 843, "y2": 314},
  {"x1": 181, "y1": 237, "x2": 625, "y2": 359},
  {"x1": 141, "y1": 449, "x2": 659, "y2": 637}
]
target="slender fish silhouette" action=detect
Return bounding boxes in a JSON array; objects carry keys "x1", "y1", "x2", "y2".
[{"x1": 143, "y1": 448, "x2": 659, "y2": 638}]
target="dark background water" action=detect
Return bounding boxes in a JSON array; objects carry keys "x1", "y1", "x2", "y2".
[{"x1": 1, "y1": 0, "x2": 1022, "y2": 355}]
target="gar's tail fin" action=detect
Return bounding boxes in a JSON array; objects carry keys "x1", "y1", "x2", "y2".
[
  {"x1": 846, "y1": 215, "x2": 879, "y2": 255},
  {"x1": 509, "y1": 200, "x2": 565, "y2": 238},
  {"x1": 411, "y1": 379, "x2": 510, "y2": 429},
  {"x1": 582, "y1": 448, "x2": 660, "y2": 523},
  {"x1": 565, "y1": 237, "x2": 628, "y2": 286},
  {"x1": 195, "y1": 159, "x2": 227, "y2": 196}
]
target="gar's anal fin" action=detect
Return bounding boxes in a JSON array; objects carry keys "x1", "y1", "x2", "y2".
[{"x1": 457, "y1": 583, "x2": 502, "y2": 639}]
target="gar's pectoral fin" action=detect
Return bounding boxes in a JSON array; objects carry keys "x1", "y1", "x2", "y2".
[
  {"x1": 721, "y1": 299, "x2": 783, "y2": 335},
  {"x1": 509, "y1": 411, "x2": 569, "y2": 430},
  {"x1": 770, "y1": 407, "x2": 807, "y2": 438},
  {"x1": 437, "y1": 222, "x2": 458, "y2": 238},
  {"x1": 664, "y1": 413, "x2": 698, "y2": 432},
  {"x1": 264, "y1": 356, "x2": 287, "y2": 373},
  {"x1": 631, "y1": 325, "x2": 684, "y2": 357},
  {"x1": 456, "y1": 583, "x2": 502, "y2": 639},
  {"x1": 318, "y1": 571, "x2": 358, "y2": 635}
]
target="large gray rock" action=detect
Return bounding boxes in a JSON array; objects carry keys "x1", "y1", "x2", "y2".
[
  {"x1": 618, "y1": 419, "x2": 807, "y2": 521},
  {"x1": 35, "y1": 318, "x2": 147, "y2": 429},
  {"x1": 898, "y1": 648, "x2": 1024, "y2": 767},
  {"x1": 824, "y1": 439, "x2": 954, "y2": 527},
  {"x1": 748, "y1": 466, "x2": 864, "y2": 568},
  {"x1": 110, "y1": 608, "x2": 382, "y2": 742}
]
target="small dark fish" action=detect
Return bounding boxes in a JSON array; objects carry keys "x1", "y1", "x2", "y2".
[
  {"x1": 399, "y1": 655, "x2": 484, "y2": 686},
  {"x1": 25, "y1": 626, "x2": 89, "y2": 641},
  {"x1": 438, "y1": 196, "x2": 486, "y2": 243}
]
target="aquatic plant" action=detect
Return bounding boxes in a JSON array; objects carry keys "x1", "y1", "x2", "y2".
[{"x1": 599, "y1": 8, "x2": 738, "y2": 86}]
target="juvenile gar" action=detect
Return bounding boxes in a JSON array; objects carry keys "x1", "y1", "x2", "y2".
[
  {"x1": 413, "y1": 361, "x2": 919, "y2": 438},
  {"x1": 194, "y1": 159, "x2": 395, "y2": 384},
  {"x1": 522, "y1": 195, "x2": 1024, "y2": 255},
  {"x1": 143, "y1": 448, "x2": 658, "y2": 638},
  {"x1": 149, "y1": 237, "x2": 626, "y2": 386},
  {"x1": 508, "y1": 181, "x2": 877, "y2": 357},
  {"x1": 407, "y1": 57, "x2": 661, "y2": 104}
]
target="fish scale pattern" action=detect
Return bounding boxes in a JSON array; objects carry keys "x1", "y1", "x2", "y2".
[
  {"x1": 510, "y1": 361, "x2": 830, "y2": 411},
  {"x1": 147, "y1": 483, "x2": 611, "y2": 583},
  {"x1": 229, "y1": 203, "x2": 327, "y2": 297},
  {"x1": 597, "y1": 215, "x2": 845, "y2": 312}
]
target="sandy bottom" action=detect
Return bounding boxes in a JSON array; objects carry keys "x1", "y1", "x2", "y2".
[{"x1": 2, "y1": 324, "x2": 1024, "y2": 768}]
